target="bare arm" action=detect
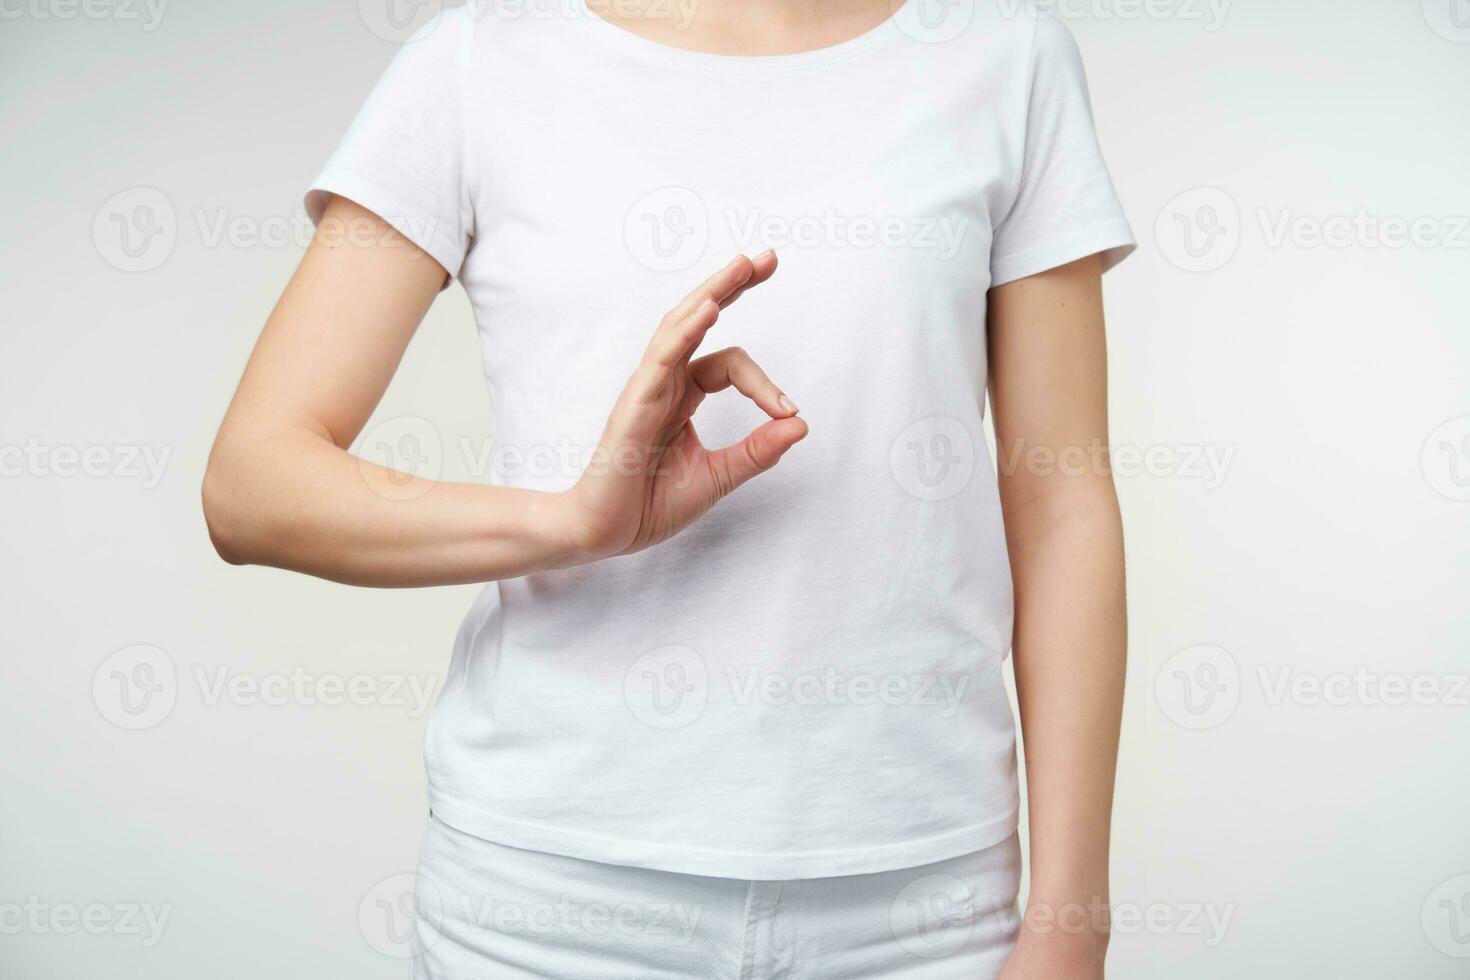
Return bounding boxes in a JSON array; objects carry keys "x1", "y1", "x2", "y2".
[
  {"x1": 989, "y1": 254, "x2": 1126, "y2": 978},
  {"x1": 202, "y1": 196, "x2": 806, "y2": 587}
]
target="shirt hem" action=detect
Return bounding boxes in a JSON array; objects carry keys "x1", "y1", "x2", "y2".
[
  {"x1": 426, "y1": 794, "x2": 1022, "y2": 880},
  {"x1": 990, "y1": 222, "x2": 1136, "y2": 288},
  {"x1": 304, "y1": 170, "x2": 465, "y2": 289}
]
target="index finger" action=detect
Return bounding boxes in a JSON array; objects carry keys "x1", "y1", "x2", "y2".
[
  {"x1": 672, "y1": 249, "x2": 778, "y2": 320},
  {"x1": 644, "y1": 253, "x2": 768, "y2": 367}
]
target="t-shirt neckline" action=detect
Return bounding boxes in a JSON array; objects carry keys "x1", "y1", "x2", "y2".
[{"x1": 567, "y1": 0, "x2": 914, "y2": 75}]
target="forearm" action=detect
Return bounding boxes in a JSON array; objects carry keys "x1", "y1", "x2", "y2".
[
  {"x1": 203, "y1": 225, "x2": 793, "y2": 590},
  {"x1": 203, "y1": 425, "x2": 576, "y2": 588},
  {"x1": 1004, "y1": 481, "x2": 1126, "y2": 943}
]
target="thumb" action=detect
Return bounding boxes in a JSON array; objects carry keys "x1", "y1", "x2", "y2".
[{"x1": 706, "y1": 416, "x2": 809, "y2": 495}]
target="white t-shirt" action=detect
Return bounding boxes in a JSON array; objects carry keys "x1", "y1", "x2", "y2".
[{"x1": 308, "y1": 0, "x2": 1134, "y2": 880}]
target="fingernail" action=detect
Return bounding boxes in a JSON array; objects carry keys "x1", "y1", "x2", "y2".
[
  {"x1": 778, "y1": 394, "x2": 798, "y2": 415},
  {"x1": 757, "y1": 248, "x2": 775, "y2": 261}
]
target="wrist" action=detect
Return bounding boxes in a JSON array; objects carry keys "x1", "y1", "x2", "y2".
[
  {"x1": 1006, "y1": 932, "x2": 1107, "y2": 980},
  {"x1": 524, "y1": 489, "x2": 589, "y2": 570},
  {"x1": 1015, "y1": 891, "x2": 1112, "y2": 959}
]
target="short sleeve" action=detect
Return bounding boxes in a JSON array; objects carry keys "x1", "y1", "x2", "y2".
[
  {"x1": 989, "y1": 13, "x2": 1135, "y2": 287},
  {"x1": 305, "y1": 7, "x2": 475, "y2": 284}
]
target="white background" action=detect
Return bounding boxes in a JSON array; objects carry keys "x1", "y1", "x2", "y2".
[{"x1": 2, "y1": 0, "x2": 1468, "y2": 976}]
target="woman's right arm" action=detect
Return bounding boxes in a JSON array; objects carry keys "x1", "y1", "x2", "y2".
[{"x1": 202, "y1": 196, "x2": 806, "y2": 587}]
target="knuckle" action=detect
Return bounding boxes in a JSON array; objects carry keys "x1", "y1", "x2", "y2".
[
  {"x1": 742, "y1": 436, "x2": 767, "y2": 472},
  {"x1": 705, "y1": 455, "x2": 734, "y2": 497},
  {"x1": 626, "y1": 364, "x2": 659, "y2": 395}
]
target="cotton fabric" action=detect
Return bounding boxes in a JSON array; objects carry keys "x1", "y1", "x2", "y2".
[{"x1": 308, "y1": 0, "x2": 1133, "y2": 879}]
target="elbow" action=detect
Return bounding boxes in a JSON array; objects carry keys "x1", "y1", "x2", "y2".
[{"x1": 201, "y1": 455, "x2": 254, "y2": 567}]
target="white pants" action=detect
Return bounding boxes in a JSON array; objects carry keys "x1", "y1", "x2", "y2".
[{"x1": 412, "y1": 815, "x2": 1021, "y2": 979}]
